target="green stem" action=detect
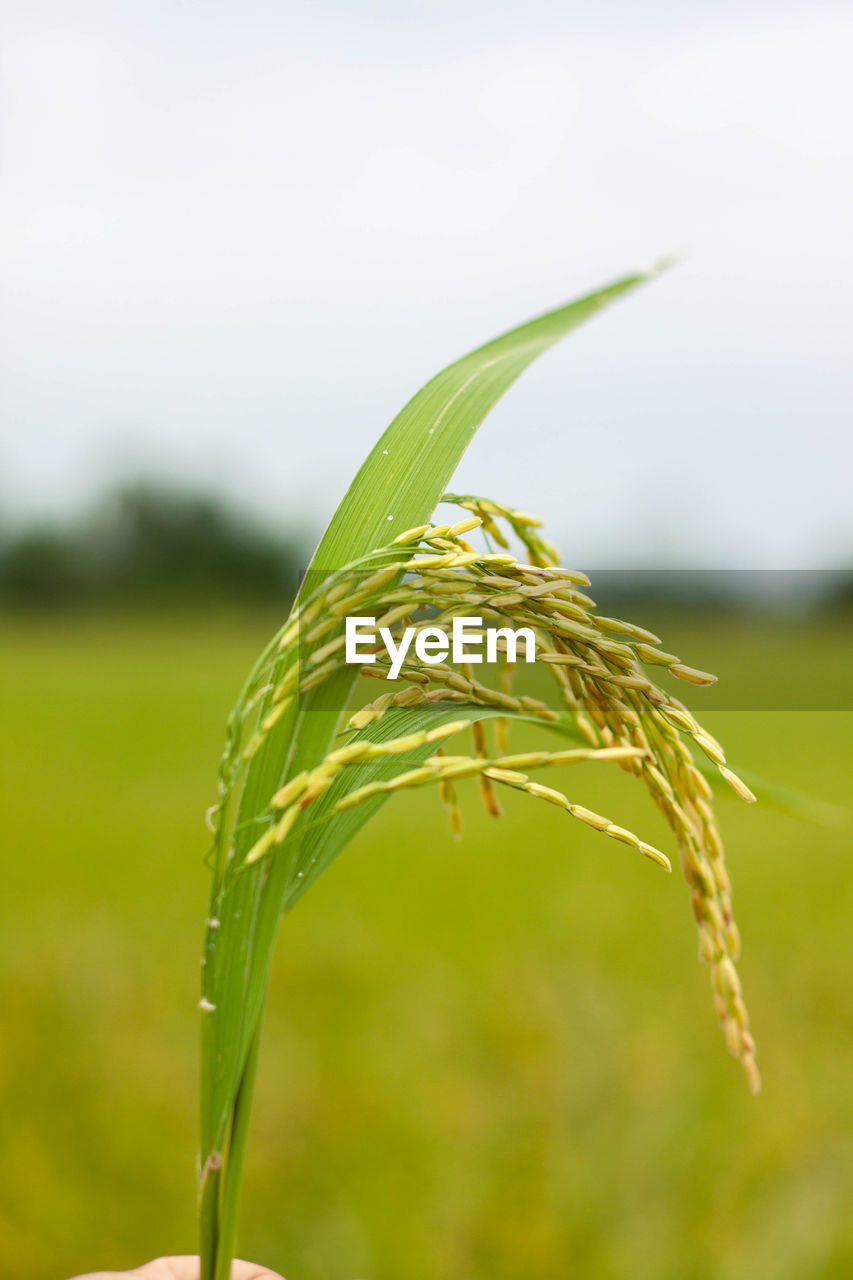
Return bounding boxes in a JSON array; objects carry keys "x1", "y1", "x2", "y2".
[
  {"x1": 199, "y1": 1162, "x2": 221, "y2": 1280},
  {"x1": 201, "y1": 1009, "x2": 266, "y2": 1280},
  {"x1": 217, "y1": 1012, "x2": 265, "y2": 1279}
]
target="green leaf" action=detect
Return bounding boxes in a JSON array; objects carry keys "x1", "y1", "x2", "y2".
[
  {"x1": 308, "y1": 265, "x2": 668, "y2": 574},
  {"x1": 199, "y1": 266, "x2": 668, "y2": 1279}
]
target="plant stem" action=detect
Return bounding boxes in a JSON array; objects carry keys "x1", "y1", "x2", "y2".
[{"x1": 201, "y1": 1008, "x2": 266, "y2": 1280}]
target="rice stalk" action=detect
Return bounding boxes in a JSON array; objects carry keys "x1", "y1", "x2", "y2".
[{"x1": 198, "y1": 265, "x2": 766, "y2": 1280}]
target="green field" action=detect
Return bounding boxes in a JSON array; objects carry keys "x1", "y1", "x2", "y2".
[{"x1": 1, "y1": 610, "x2": 851, "y2": 1280}]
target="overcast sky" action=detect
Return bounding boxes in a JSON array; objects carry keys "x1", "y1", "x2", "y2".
[{"x1": 1, "y1": 0, "x2": 851, "y2": 567}]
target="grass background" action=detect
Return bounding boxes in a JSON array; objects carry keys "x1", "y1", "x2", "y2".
[{"x1": 1, "y1": 609, "x2": 851, "y2": 1280}]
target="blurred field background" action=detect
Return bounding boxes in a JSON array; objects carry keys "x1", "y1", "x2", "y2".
[
  {"x1": 1, "y1": 503, "x2": 851, "y2": 1279},
  {"x1": 3, "y1": 3, "x2": 852, "y2": 1275}
]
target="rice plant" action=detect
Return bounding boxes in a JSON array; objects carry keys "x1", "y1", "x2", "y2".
[{"x1": 199, "y1": 266, "x2": 761, "y2": 1279}]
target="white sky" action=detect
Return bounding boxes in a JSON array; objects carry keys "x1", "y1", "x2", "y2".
[{"x1": 1, "y1": 0, "x2": 851, "y2": 567}]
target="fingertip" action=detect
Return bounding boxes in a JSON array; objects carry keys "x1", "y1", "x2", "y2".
[{"x1": 232, "y1": 1261, "x2": 286, "y2": 1280}]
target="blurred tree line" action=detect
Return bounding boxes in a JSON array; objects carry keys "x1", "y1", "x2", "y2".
[
  {"x1": 0, "y1": 484, "x2": 306, "y2": 608},
  {"x1": 1, "y1": 483, "x2": 849, "y2": 614}
]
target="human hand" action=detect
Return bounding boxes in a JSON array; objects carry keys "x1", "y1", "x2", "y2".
[{"x1": 68, "y1": 1256, "x2": 284, "y2": 1280}]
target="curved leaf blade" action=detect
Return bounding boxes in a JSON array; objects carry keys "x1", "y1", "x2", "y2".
[{"x1": 307, "y1": 265, "x2": 669, "y2": 577}]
